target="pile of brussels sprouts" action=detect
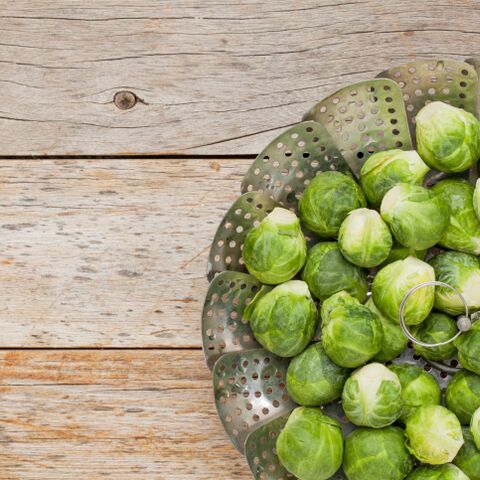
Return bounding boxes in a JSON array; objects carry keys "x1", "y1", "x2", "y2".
[{"x1": 241, "y1": 102, "x2": 480, "y2": 480}]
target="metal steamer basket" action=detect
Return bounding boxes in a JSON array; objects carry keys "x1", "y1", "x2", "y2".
[{"x1": 202, "y1": 58, "x2": 480, "y2": 480}]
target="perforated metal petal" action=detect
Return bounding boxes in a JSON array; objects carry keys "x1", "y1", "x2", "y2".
[
  {"x1": 303, "y1": 79, "x2": 412, "y2": 176},
  {"x1": 245, "y1": 413, "x2": 295, "y2": 480},
  {"x1": 245, "y1": 404, "x2": 351, "y2": 480},
  {"x1": 241, "y1": 121, "x2": 348, "y2": 211},
  {"x1": 378, "y1": 59, "x2": 479, "y2": 140},
  {"x1": 202, "y1": 271, "x2": 262, "y2": 370},
  {"x1": 207, "y1": 193, "x2": 278, "y2": 280},
  {"x1": 213, "y1": 349, "x2": 295, "y2": 453}
]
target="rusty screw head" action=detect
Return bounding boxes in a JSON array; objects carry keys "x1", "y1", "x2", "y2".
[{"x1": 114, "y1": 90, "x2": 137, "y2": 110}]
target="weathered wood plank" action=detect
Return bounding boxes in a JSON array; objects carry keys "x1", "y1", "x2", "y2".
[
  {"x1": 0, "y1": 158, "x2": 251, "y2": 347},
  {"x1": 1, "y1": 1, "x2": 480, "y2": 156},
  {"x1": 0, "y1": 349, "x2": 250, "y2": 479}
]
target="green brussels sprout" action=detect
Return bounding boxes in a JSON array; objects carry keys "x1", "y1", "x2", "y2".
[
  {"x1": 471, "y1": 408, "x2": 480, "y2": 450},
  {"x1": 372, "y1": 256, "x2": 435, "y2": 325},
  {"x1": 286, "y1": 342, "x2": 350, "y2": 407},
  {"x1": 365, "y1": 298, "x2": 408, "y2": 362},
  {"x1": 432, "y1": 179, "x2": 480, "y2": 256},
  {"x1": 454, "y1": 322, "x2": 480, "y2": 375},
  {"x1": 380, "y1": 241, "x2": 428, "y2": 268},
  {"x1": 321, "y1": 291, "x2": 382, "y2": 368},
  {"x1": 429, "y1": 251, "x2": 480, "y2": 315},
  {"x1": 343, "y1": 426, "x2": 415, "y2": 480},
  {"x1": 243, "y1": 207, "x2": 307, "y2": 284},
  {"x1": 405, "y1": 405, "x2": 464, "y2": 465},
  {"x1": 342, "y1": 363, "x2": 402, "y2": 428},
  {"x1": 277, "y1": 407, "x2": 343, "y2": 480},
  {"x1": 445, "y1": 370, "x2": 480, "y2": 425},
  {"x1": 416, "y1": 101, "x2": 480, "y2": 173},
  {"x1": 360, "y1": 149, "x2": 430, "y2": 207},
  {"x1": 474, "y1": 179, "x2": 480, "y2": 221},
  {"x1": 411, "y1": 313, "x2": 458, "y2": 362},
  {"x1": 338, "y1": 208, "x2": 393, "y2": 267},
  {"x1": 302, "y1": 242, "x2": 368, "y2": 302},
  {"x1": 389, "y1": 363, "x2": 441, "y2": 424},
  {"x1": 380, "y1": 183, "x2": 450, "y2": 250},
  {"x1": 453, "y1": 427, "x2": 480, "y2": 480},
  {"x1": 244, "y1": 280, "x2": 317, "y2": 357},
  {"x1": 407, "y1": 464, "x2": 470, "y2": 480},
  {"x1": 299, "y1": 171, "x2": 366, "y2": 237}
]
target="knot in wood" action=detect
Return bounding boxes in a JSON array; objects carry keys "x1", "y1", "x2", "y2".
[{"x1": 114, "y1": 91, "x2": 137, "y2": 110}]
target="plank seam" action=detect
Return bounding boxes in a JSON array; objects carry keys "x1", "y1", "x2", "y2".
[{"x1": 0, "y1": 154, "x2": 257, "y2": 160}]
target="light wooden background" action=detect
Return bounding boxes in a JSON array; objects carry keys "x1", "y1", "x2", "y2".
[{"x1": 1, "y1": 1, "x2": 480, "y2": 478}]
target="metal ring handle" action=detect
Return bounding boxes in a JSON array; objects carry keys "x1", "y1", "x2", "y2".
[{"x1": 398, "y1": 281, "x2": 469, "y2": 348}]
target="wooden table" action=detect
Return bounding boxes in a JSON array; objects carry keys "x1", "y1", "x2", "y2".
[{"x1": 1, "y1": 1, "x2": 479, "y2": 478}]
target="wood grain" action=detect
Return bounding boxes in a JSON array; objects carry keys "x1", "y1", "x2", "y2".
[
  {"x1": 0, "y1": 348, "x2": 250, "y2": 479},
  {"x1": 0, "y1": 158, "x2": 251, "y2": 347},
  {"x1": 1, "y1": 1, "x2": 480, "y2": 156}
]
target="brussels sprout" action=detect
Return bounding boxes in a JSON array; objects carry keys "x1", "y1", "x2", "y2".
[
  {"x1": 405, "y1": 405, "x2": 464, "y2": 465},
  {"x1": 302, "y1": 242, "x2": 368, "y2": 302},
  {"x1": 429, "y1": 251, "x2": 480, "y2": 315},
  {"x1": 243, "y1": 207, "x2": 307, "y2": 284},
  {"x1": 338, "y1": 208, "x2": 393, "y2": 267},
  {"x1": 474, "y1": 179, "x2": 480, "y2": 221},
  {"x1": 453, "y1": 427, "x2": 480, "y2": 480},
  {"x1": 343, "y1": 426, "x2": 415, "y2": 480},
  {"x1": 407, "y1": 464, "x2": 470, "y2": 480},
  {"x1": 342, "y1": 363, "x2": 402, "y2": 428},
  {"x1": 380, "y1": 183, "x2": 450, "y2": 250},
  {"x1": 286, "y1": 342, "x2": 350, "y2": 406},
  {"x1": 372, "y1": 256, "x2": 435, "y2": 325},
  {"x1": 321, "y1": 291, "x2": 382, "y2": 368},
  {"x1": 411, "y1": 313, "x2": 458, "y2": 362},
  {"x1": 277, "y1": 407, "x2": 343, "y2": 480},
  {"x1": 360, "y1": 149, "x2": 430, "y2": 207},
  {"x1": 432, "y1": 179, "x2": 480, "y2": 256},
  {"x1": 471, "y1": 408, "x2": 480, "y2": 450},
  {"x1": 244, "y1": 280, "x2": 317, "y2": 357},
  {"x1": 445, "y1": 370, "x2": 480, "y2": 425},
  {"x1": 454, "y1": 321, "x2": 480, "y2": 375},
  {"x1": 299, "y1": 171, "x2": 366, "y2": 237},
  {"x1": 365, "y1": 298, "x2": 408, "y2": 362},
  {"x1": 389, "y1": 363, "x2": 441, "y2": 424},
  {"x1": 380, "y1": 241, "x2": 428, "y2": 268},
  {"x1": 416, "y1": 101, "x2": 480, "y2": 173}
]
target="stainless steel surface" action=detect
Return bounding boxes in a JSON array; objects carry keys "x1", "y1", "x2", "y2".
[
  {"x1": 207, "y1": 192, "x2": 277, "y2": 280},
  {"x1": 245, "y1": 413, "x2": 295, "y2": 480},
  {"x1": 212, "y1": 348, "x2": 295, "y2": 453},
  {"x1": 202, "y1": 271, "x2": 262, "y2": 370},
  {"x1": 303, "y1": 79, "x2": 412, "y2": 176},
  {"x1": 378, "y1": 59, "x2": 478, "y2": 141},
  {"x1": 241, "y1": 121, "x2": 348, "y2": 211}
]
